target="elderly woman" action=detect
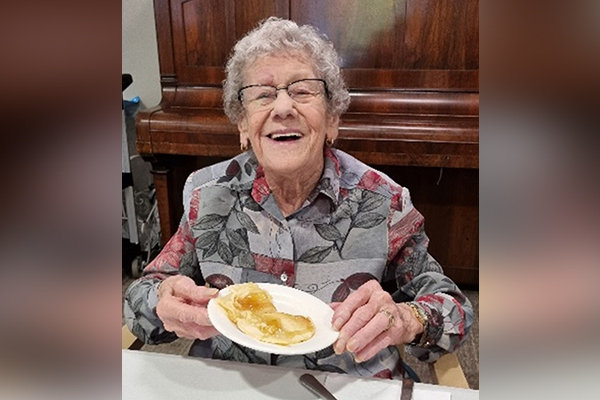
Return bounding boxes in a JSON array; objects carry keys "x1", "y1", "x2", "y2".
[{"x1": 125, "y1": 17, "x2": 472, "y2": 379}]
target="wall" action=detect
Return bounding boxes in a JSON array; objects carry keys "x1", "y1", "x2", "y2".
[{"x1": 122, "y1": 0, "x2": 161, "y2": 108}]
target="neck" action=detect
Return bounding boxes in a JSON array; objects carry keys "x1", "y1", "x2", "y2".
[{"x1": 263, "y1": 159, "x2": 324, "y2": 217}]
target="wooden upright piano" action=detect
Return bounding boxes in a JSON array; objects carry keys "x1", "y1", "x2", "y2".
[{"x1": 136, "y1": 0, "x2": 479, "y2": 286}]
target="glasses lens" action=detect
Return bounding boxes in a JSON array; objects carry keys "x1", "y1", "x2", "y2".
[
  {"x1": 288, "y1": 80, "x2": 324, "y2": 102},
  {"x1": 240, "y1": 79, "x2": 325, "y2": 110},
  {"x1": 242, "y1": 86, "x2": 276, "y2": 105}
]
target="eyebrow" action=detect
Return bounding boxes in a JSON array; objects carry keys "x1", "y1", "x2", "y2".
[{"x1": 247, "y1": 73, "x2": 317, "y2": 87}]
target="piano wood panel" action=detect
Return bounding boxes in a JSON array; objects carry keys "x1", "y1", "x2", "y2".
[
  {"x1": 233, "y1": 0, "x2": 290, "y2": 38},
  {"x1": 168, "y1": 0, "x2": 289, "y2": 84},
  {"x1": 291, "y1": 0, "x2": 403, "y2": 70},
  {"x1": 403, "y1": 0, "x2": 479, "y2": 69},
  {"x1": 290, "y1": 0, "x2": 478, "y2": 88}
]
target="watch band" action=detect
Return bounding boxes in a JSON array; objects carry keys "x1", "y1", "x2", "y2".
[{"x1": 406, "y1": 302, "x2": 432, "y2": 347}]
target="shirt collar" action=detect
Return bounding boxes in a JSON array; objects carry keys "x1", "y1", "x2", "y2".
[
  {"x1": 238, "y1": 147, "x2": 341, "y2": 207},
  {"x1": 310, "y1": 147, "x2": 340, "y2": 204}
]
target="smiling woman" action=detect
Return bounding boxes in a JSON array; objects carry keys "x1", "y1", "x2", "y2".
[
  {"x1": 124, "y1": 17, "x2": 472, "y2": 381},
  {"x1": 235, "y1": 53, "x2": 339, "y2": 211}
]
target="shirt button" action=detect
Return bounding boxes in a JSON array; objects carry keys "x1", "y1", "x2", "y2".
[{"x1": 280, "y1": 272, "x2": 288, "y2": 282}]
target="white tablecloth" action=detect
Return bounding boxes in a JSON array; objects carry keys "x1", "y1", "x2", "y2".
[{"x1": 122, "y1": 350, "x2": 479, "y2": 400}]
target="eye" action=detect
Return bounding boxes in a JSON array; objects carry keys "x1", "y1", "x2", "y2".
[
  {"x1": 255, "y1": 89, "x2": 274, "y2": 100},
  {"x1": 252, "y1": 88, "x2": 273, "y2": 100},
  {"x1": 289, "y1": 86, "x2": 315, "y2": 99},
  {"x1": 292, "y1": 88, "x2": 313, "y2": 95},
  {"x1": 289, "y1": 80, "x2": 323, "y2": 99},
  {"x1": 243, "y1": 86, "x2": 276, "y2": 103}
]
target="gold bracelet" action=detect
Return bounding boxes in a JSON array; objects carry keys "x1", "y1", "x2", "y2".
[
  {"x1": 406, "y1": 302, "x2": 431, "y2": 346},
  {"x1": 406, "y1": 302, "x2": 427, "y2": 327}
]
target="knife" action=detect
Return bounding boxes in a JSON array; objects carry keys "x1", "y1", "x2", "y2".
[
  {"x1": 401, "y1": 378, "x2": 414, "y2": 400},
  {"x1": 299, "y1": 373, "x2": 339, "y2": 400}
]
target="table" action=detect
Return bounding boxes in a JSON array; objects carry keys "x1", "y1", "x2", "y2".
[{"x1": 123, "y1": 350, "x2": 479, "y2": 399}]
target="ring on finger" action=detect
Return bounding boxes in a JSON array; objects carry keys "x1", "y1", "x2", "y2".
[{"x1": 379, "y1": 309, "x2": 395, "y2": 331}]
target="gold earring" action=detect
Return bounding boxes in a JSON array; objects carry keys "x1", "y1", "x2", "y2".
[
  {"x1": 240, "y1": 142, "x2": 248, "y2": 152},
  {"x1": 326, "y1": 138, "x2": 334, "y2": 147}
]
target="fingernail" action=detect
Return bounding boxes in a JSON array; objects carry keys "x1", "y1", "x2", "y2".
[
  {"x1": 354, "y1": 354, "x2": 362, "y2": 363},
  {"x1": 332, "y1": 311, "x2": 348, "y2": 331},
  {"x1": 333, "y1": 337, "x2": 346, "y2": 354},
  {"x1": 346, "y1": 339, "x2": 358, "y2": 353},
  {"x1": 333, "y1": 318, "x2": 344, "y2": 331},
  {"x1": 333, "y1": 343, "x2": 343, "y2": 355},
  {"x1": 207, "y1": 288, "x2": 219, "y2": 295}
]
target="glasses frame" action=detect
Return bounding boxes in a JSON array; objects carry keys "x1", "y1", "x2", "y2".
[{"x1": 237, "y1": 78, "x2": 329, "y2": 107}]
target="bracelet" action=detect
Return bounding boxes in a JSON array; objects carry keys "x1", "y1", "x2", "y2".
[
  {"x1": 406, "y1": 302, "x2": 431, "y2": 347},
  {"x1": 406, "y1": 302, "x2": 427, "y2": 326}
]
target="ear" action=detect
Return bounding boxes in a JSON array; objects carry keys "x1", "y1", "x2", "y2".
[
  {"x1": 326, "y1": 115, "x2": 340, "y2": 143},
  {"x1": 238, "y1": 116, "x2": 249, "y2": 148}
]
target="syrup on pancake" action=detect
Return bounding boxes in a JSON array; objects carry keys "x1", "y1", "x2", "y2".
[{"x1": 216, "y1": 283, "x2": 315, "y2": 346}]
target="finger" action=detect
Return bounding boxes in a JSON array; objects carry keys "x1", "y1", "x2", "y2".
[
  {"x1": 172, "y1": 280, "x2": 219, "y2": 304},
  {"x1": 173, "y1": 329, "x2": 196, "y2": 340},
  {"x1": 333, "y1": 302, "x2": 379, "y2": 354},
  {"x1": 159, "y1": 296, "x2": 212, "y2": 327},
  {"x1": 353, "y1": 330, "x2": 396, "y2": 363},
  {"x1": 329, "y1": 303, "x2": 341, "y2": 326},
  {"x1": 332, "y1": 281, "x2": 379, "y2": 330},
  {"x1": 343, "y1": 289, "x2": 395, "y2": 336},
  {"x1": 176, "y1": 302, "x2": 213, "y2": 326},
  {"x1": 345, "y1": 311, "x2": 395, "y2": 354},
  {"x1": 182, "y1": 322, "x2": 220, "y2": 340}
]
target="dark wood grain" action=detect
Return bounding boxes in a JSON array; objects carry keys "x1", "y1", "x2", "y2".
[
  {"x1": 136, "y1": 0, "x2": 479, "y2": 285},
  {"x1": 374, "y1": 165, "x2": 479, "y2": 284},
  {"x1": 403, "y1": 0, "x2": 479, "y2": 69},
  {"x1": 291, "y1": 0, "x2": 402, "y2": 69},
  {"x1": 152, "y1": 165, "x2": 178, "y2": 247},
  {"x1": 234, "y1": 0, "x2": 289, "y2": 38},
  {"x1": 153, "y1": 0, "x2": 176, "y2": 83}
]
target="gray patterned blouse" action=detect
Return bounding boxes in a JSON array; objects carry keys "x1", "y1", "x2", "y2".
[{"x1": 124, "y1": 148, "x2": 473, "y2": 379}]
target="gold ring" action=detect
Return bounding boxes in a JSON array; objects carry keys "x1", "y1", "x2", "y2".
[{"x1": 379, "y1": 309, "x2": 395, "y2": 331}]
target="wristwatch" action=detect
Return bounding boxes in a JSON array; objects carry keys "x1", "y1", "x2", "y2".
[{"x1": 406, "y1": 302, "x2": 432, "y2": 347}]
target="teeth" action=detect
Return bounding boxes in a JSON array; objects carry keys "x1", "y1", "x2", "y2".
[{"x1": 269, "y1": 132, "x2": 302, "y2": 140}]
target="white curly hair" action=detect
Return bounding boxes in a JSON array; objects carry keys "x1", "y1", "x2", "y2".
[{"x1": 223, "y1": 17, "x2": 350, "y2": 124}]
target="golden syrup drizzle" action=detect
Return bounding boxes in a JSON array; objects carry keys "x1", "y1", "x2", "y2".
[{"x1": 237, "y1": 291, "x2": 273, "y2": 312}]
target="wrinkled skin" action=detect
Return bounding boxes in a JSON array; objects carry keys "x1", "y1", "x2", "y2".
[
  {"x1": 331, "y1": 280, "x2": 424, "y2": 363},
  {"x1": 156, "y1": 275, "x2": 220, "y2": 340}
]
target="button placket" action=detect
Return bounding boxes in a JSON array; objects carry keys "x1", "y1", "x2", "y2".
[{"x1": 279, "y1": 220, "x2": 293, "y2": 286}]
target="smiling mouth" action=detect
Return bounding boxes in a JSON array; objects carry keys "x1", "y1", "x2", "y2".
[{"x1": 267, "y1": 132, "x2": 302, "y2": 142}]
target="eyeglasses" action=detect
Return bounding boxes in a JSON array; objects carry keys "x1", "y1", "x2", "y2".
[{"x1": 238, "y1": 78, "x2": 328, "y2": 111}]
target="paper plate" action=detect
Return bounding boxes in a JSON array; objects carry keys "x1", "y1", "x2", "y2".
[{"x1": 207, "y1": 283, "x2": 339, "y2": 355}]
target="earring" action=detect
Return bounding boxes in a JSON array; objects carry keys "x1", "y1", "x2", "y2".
[
  {"x1": 326, "y1": 138, "x2": 334, "y2": 147},
  {"x1": 240, "y1": 142, "x2": 248, "y2": 152}
]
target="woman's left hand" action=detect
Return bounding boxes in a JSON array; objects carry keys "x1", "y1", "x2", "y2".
[{"x1": 331, "y1": 280, "x2": 424, "y2": 363}]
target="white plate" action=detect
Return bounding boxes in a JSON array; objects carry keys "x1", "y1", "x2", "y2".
[{"x1": 207, "y1": 283, "x2": 339, "y2": 355}]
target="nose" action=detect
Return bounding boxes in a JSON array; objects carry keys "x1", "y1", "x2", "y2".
[{"x1": 271, "y1": 89, "x2": 296, "y2": 119}]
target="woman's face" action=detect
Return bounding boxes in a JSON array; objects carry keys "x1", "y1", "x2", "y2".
[{"x1": 237, "y1": 54, "x2": 339, "y2": 177}]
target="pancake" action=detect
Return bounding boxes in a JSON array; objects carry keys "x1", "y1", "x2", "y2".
[{"x1": 216, "y1": 283, "x2": 315, "y2": 346}]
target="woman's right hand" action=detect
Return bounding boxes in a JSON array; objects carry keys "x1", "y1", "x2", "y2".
[{"x1": 155, "y1": 275, "x2": 220, "y2": 340}]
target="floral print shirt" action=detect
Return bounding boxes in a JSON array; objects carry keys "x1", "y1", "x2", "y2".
[{"x1": 124, "y1": 148, "x2": 473, "y2": 379}]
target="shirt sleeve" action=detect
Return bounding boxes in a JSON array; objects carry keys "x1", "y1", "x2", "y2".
[
  {"x1": 386, "y1": 187, "x2": 473, "y2": 363},
  {"x1": 123, "y1": 213, "x2": 202, "y2": 344}
]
